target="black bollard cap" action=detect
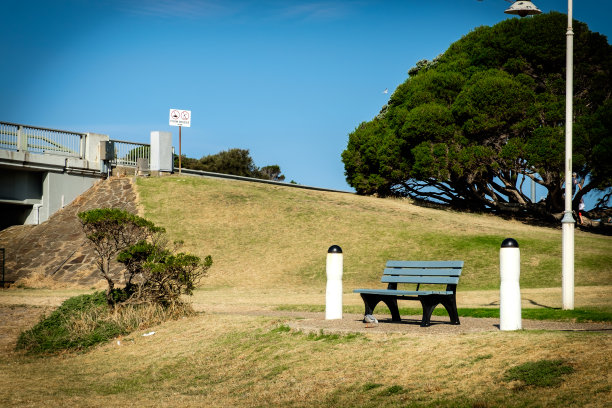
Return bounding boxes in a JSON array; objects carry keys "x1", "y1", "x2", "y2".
[
  {"x1": 328, "y1": 245, "x2": 343, "y2": 254},
  {"x1": 501, "y1": 238, "x2": 519, "y2": 248}
]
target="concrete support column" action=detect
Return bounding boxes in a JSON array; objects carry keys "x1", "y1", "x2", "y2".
[
  {"x1": 85, "y1": 133, "x2": 109, "y2": 172},
  {"x1": 150, "y1": 131, "x2": 173, "y2": 173}
]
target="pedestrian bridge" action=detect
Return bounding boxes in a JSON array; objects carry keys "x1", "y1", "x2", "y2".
[{"x1": 0, "y1": 121, "x2": 173, "y2": 229}]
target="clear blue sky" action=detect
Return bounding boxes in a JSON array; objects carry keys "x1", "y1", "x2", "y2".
[{"x1": 1, "y1": 0, "x2": 611, "y2": 195}]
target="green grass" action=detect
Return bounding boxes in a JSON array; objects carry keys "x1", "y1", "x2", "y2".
[
  {"x1": 275, "y1": 304, "x2": 612, "y2": 323},
  {"x1": 16, "y1": 292, "x2": 125, "y2": 354},
  {"x1": 15, "y1": 292, "x2": 195, "y2": 354},
  {"x1": 503, "y1": 360, "x2": 575, "y2": 387}
]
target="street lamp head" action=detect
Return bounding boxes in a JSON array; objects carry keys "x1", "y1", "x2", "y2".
[{"x1": 504, "y1": 1, "x2": 542, "y2": 17}]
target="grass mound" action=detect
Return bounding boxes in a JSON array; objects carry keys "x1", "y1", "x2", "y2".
[
  {"x1": 16, "y1": 292, "x2": 194, "y2": 354},
  {"x1": 136, "y1": 176, "x2": 612, "y2": 292}
]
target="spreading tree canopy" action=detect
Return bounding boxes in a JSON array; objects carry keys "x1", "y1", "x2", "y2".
[{"x1": 342, "y1": 12, "x2": 612, "y2": 221}]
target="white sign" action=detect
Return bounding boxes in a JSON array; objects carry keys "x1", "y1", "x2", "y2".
[{"x1": 169, "y1": 109, "x2": 191, "y2": 127}]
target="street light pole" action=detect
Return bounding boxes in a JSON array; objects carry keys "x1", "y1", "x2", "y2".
[
  {"x1": 561, "y1": 0, "x2": 575, "y2": 310},
  {"x1": 504, "y1": 0, "x2": 574, "y2": 310}
]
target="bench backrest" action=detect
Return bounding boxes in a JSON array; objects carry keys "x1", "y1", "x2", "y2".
[{"x1": 383, "y1": 261, "x2": 463, "y2": 291}]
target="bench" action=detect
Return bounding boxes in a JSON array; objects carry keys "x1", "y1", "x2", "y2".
[{"x1": 353, "y1": 260, "x2": 463, "y2": 327}]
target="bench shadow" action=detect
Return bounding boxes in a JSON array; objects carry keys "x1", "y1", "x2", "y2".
[{"x1": 374, "y1": 317, "x2": 464, "y2": 327}]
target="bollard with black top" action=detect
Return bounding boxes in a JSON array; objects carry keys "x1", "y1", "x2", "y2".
[
  {"x1": 500, "y1": 238, "x2": 522, "y2": 330},
  {"x1": 325, "y1": 245, "x2": 343, "y2": 320}
]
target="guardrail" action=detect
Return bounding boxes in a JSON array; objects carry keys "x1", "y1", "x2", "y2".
[
  {"x1": 180, "y1": 168, "x2": 353, "y2": 194},
  {"x1": 0, "y1": 121, "x2": 85, "y2": 158},
  {"x1": 111, "y1": 139, "x2": 150, "y2": 167}
]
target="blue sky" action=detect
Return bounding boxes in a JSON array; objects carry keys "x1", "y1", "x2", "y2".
[{"x1": 1, "y1": 0, "x2": 611, "y2": 198}]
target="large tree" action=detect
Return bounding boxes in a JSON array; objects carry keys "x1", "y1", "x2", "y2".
[{"x1": 342, "y1": 12, "x2": 612, "y2": 221}]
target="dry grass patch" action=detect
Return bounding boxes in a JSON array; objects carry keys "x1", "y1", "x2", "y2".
[
  {"x1": 135, "y1": 176, "x2": 612, "y2": 293},
  {"x1": 1, "y1": 312, "x2": 610, "y2": 407}
]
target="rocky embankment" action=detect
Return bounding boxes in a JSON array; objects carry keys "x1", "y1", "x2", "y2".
[{"x1": 0, "y1": 177, "x2": 138, "y2": 287}]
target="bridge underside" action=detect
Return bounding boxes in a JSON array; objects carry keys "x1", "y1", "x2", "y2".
[{"x1": 0, "y1": 152, "x2": 103, "y2": 230}]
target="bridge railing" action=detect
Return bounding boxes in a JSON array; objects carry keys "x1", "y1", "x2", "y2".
[
  {"x1": 0, "y1": 121, "x2": 85, "y2": 158},
  {"x1": 111, "y1": 139, "x2": 150, "y2": 167}
]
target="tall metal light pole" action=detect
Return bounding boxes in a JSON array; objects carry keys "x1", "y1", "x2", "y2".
[
  {"x1": 561, "y1": 0, "x2": 575, "y2": 310},
  {"x1": 504, "y1": 0, "x2": 574, "y2": 310}
]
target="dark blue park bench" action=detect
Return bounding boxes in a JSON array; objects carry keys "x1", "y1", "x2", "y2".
[{"x1": 353, "y1": 260, "x2": 463, "y2": 327}]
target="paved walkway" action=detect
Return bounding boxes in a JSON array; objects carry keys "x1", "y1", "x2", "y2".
[{"x1": 0, "y1": 177, "x2": 138, "y2": 286}]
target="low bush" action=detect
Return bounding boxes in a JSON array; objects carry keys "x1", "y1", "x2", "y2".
[{"x1": 16, "y1": 291, "x2": 194, "y2": 354}]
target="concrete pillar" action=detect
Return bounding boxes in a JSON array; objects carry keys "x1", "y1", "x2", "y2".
[
  {"x1": 500, "y1": 238, "x2": 521, "y2": 331},
  {"x1": 150, "y1": 131, "x2": 173, "y2": 173},
  {"x1": 325, "y1": 245, "x2": 343, "y2": 320},
  {"x1": 85, "y1": 133, "x2": 109, "y2": 172}
]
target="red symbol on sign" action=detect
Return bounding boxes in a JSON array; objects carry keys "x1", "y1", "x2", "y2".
[
  {"x1": 171, "y1": 110, "x2": 180, "y2": 120},
  {"x1": 181, "y1": 111, "x2": 190, "y2": 120}
]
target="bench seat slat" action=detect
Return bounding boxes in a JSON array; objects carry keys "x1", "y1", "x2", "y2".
[
  {"x1": 353, "y1": 289, "x2": 453, "y2": 296},
  {"x1": 383, "y1": 268, "x2": 462, "y2": 277},
  {"x1": 386, "y1": 260, "x2": 464, "y2": 268},
  {"x1": 381, "y1": 275, "x2": 459, "y2": 285}
]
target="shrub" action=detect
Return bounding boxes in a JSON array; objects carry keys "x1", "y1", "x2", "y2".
[
  {"x1": 16, "y1": 292, "x2": 122, "y2": 353},
  {"x1": 78, "y1": 208, "x2": 164, "y2": 305},
  {"x1": 16, "y1": 291, "x2": 195, "y2": 354},
  {"x1": 117, "y1": 240, "x2": 212, "y2": 306},
  {"x1": 79, "y1": 208, "x2": 212, "y2": 308}
]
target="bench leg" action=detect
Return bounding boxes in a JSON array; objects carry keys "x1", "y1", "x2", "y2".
[
  {"x1": 440, "y1": 294, "x2": 460, "y2": 325},
  {"x1": 419, "y1": 295, "x2": 460, "y2": 327},
  {"x1": 359, "y1": 294, "x2": 401, "y2": 322},
  {"x1": 418, "y1": 296, "x2": 438, "y2": 327},
  {"x1": 382, "y1": 298, "x2": 401, "y2": 322}
]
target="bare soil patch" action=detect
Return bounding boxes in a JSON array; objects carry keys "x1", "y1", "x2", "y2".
[{"x1": 0, "y1": 304, "x2": 52, "y2": 355}]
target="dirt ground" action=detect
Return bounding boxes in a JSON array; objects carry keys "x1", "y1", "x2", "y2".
[{"x1": 0, "y1": 305, "x2": 53, "y2": 355}]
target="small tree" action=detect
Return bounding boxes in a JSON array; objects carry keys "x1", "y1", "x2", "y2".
[
  {"x1": 79, "y1": 208, "x2": 211, "y2": 307},
  {"x1": 78, "y1": 209, "x2": 164, "y2": 305},
  {"x1": 259, "y1": 165, "x2": 286, "y2": 182}
]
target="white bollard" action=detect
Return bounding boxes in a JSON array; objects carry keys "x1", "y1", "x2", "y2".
[
  {"x1": 500, "y1": 238, "x2": 522, "y2": 330},
  {"x1": 325, "y1": 245, "x2": 343, "y2": 320}
]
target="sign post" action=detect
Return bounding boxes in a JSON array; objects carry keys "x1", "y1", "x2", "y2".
[{"x1": 169, "y1": 109, "x2": 191, "y2": 174}]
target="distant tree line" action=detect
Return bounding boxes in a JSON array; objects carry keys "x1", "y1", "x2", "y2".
[{"x1": 174, "y1": 148, "x2": 286, "y2": 182}]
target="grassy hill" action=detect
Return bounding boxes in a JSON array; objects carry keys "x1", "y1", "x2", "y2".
[
  {"x1": 135, "y1": 176, "x2": 611, "y2": 293},
  {"x1": 2, "y1": 175, "x2": 611, "y2": 408}
]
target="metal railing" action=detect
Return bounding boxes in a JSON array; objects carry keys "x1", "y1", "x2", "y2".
[
  {"x1": 111, "y1": 139, "x2": 150, "y2": 167},
  {"x1": 0, "y1": 121, "x2": 85, "y2": 158}
]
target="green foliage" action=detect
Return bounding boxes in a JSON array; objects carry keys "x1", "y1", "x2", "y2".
[
  {"x1": 78, "y1": 208, "x2": 165, "y2": 305},
  {"x1": 16, "y1": 291, "x2": 196, "y2": 354},
  {"x1": 503, "y1": 360, "x2": 574, "y2": 387},
  {"x1": 16, "y1": 292, "x2": 125, "y2": 354},
  {"x1": 343, "y1": 12, "x2": 612, "y2": 220},
  {"x1": 117, "y1": 240, "x2": 212, "y2": 306},
  {"x1": 174, "y1": 148, "x2": 286, "y2": 181},
  {"x1": 79, "y1": 208, "x2": 211, "y2": 307}
]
